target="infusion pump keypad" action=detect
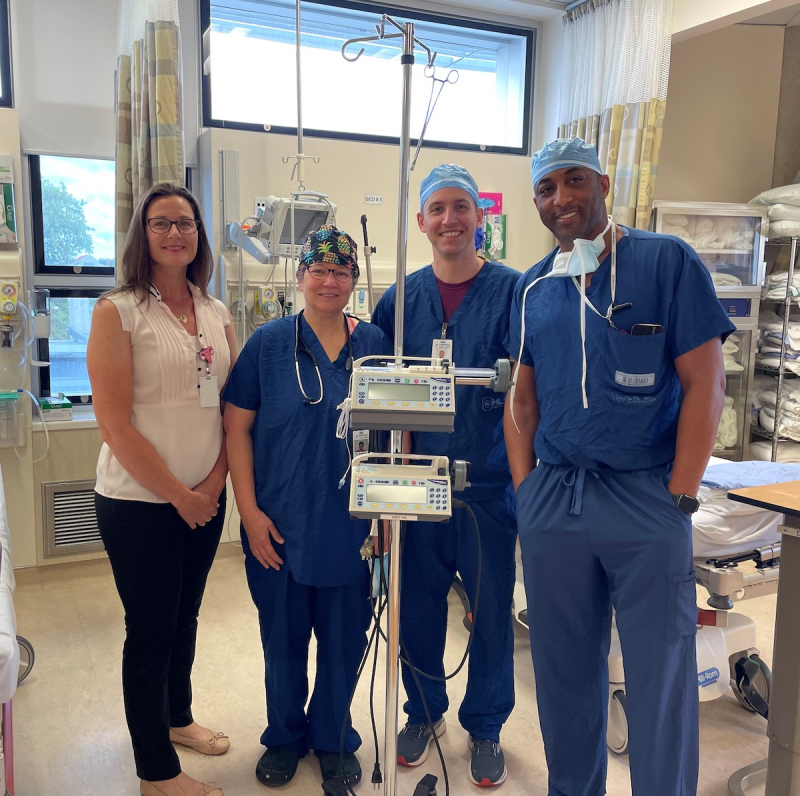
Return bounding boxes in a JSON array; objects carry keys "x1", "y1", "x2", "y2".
[
  {"x1": 353, "y1": 476, "x2": 451, "y2": 514},
  {"x1": 355, "y1": 374, "x2": 454, "y2": 410}
]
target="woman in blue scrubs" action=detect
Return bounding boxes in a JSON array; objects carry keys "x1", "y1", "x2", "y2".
[{"x1": 224, "y1": 225, "x2": 391, "y2": 789}]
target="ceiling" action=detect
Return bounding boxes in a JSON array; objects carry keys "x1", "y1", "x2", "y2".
[{"x1": 742, "y1": 4, "x2": 800, "y2": 25}]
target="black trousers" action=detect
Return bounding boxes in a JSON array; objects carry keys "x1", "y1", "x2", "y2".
[{"x1": 95, "y1": 490, "x2": 226, "y2": 781}]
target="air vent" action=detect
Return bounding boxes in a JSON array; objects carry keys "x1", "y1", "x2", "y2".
[{"x1": 42, "y1": 480, "x2": 104, "y2": 557}]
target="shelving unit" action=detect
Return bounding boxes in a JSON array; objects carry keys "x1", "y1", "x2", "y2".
[
  {"x1": 652, "y1": 201, "x2": 768, "y2": 461},
  {"x1": 753, "y1": 236, "x2": 800, "y2": 462}
]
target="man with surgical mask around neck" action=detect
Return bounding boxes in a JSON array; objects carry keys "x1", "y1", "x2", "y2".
[
  {"x1": 504, "y1": 138, "x2": 735, "y2": 796},
  {"x1": 371, "y1": 164, "x2": 519, "y2": 787}
]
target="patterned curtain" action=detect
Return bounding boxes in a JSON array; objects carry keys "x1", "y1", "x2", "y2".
[
  {"x1": 558, "y1": 0, "x2": 672, "y2": 229},
  {"x1": 116, "y1": 0, "x2": 184, "y2": 267}
]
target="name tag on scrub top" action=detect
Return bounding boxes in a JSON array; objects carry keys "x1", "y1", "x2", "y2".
[
  {"x1": 199, "y1": 375, "x2": 220, "y2": 407},
  {"x1": 432, "y1": 338, "x2": 453, "y2": 364},
  {"x1": 615, "y1": 371, "x2": 656, "y2": 388}
]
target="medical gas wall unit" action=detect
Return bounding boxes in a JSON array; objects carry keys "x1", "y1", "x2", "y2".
[{"x1": 652, "y1": 201, "x2": 768, "y2": 461}]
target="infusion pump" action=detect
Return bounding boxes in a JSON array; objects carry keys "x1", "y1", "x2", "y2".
[
  {"x1": 350, "y1": 454, "x2": 468, "y2": 522},
  {"x1": 350, "y1": 357, "x2": 456, "y2": 433}
]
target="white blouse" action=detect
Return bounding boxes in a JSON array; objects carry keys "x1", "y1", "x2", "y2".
[{"x1": 95, "y1": 281, "x2": 231, "y2": 503}]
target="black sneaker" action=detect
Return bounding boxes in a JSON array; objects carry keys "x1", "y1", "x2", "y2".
[
  {"x1": 255, "y1": 746, "x2": 300, "y2": 787},
  {"x1": 468, "y1": 736, "x2": 507, "y2": 787},
  {"x1": 316, "y1": 750, "x2": 362, "y2": 786},
  {"x1": 396, "y1": 718, "x2": 446, "y2": 767}
]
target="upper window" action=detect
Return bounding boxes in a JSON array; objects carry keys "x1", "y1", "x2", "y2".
[
  {"x1": 30, "y1": 155, "x2": 116, "y2": 276},
  {"x1": 0, "y1": 0, "x2": 11, "y2": 108},
  {"x1": 202, "y1": 0, "x2": 534, "y2": 154}
]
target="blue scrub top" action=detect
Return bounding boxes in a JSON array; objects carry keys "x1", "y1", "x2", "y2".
[
  {"x1": 223, "y1": 315, "x2": 392, "y2": 587},
  {"x1": 509, "y1": 228, "x2": 736, "y2": 471},
  {"x1": 371, "y1": 260, "x2": 519, "y2": 500}
]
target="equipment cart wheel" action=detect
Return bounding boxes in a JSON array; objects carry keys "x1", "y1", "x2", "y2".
[
  {"x1": 606, "y1": 688, "x2": 629, "y2": 755},
  {"x1": 17, "y1": 635, "x2": 35, "y2": 684},
  {"x1": 731, "y1": 654, "x2": 771, "y2": 719}
]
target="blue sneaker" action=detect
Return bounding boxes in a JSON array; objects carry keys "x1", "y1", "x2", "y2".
[
  {"x1": 396, "y1": 718, "x2": 446, "y2": 766},
  {"x1": 468, "y1": 736, "x2": 507, "y2": 787}
]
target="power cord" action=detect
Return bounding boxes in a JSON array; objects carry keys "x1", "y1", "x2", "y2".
[{"x1": 329, "y1": 498, "x2": 483, "y2": 796}]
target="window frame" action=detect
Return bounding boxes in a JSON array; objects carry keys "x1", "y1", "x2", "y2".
[
  {"x1": 0, "y1": 0, "x2": 12, "y2": 109},
  {"x1": 29, "y1": 154, "x2": 116, "y2": 277},
  {"x1": 200, "y1": 0, "x2": 535, "y2": 156},
  {"x1": 37, "y1": 287, "x2": 106, "y2": 404}
]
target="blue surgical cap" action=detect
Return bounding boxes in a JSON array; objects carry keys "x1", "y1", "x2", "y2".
[
  {"x1": 530, "y1": 138, "x2": 602, "y2": 188},
  {"x1": 420, "y1": 164, "x2": 479, "y2": 210}
]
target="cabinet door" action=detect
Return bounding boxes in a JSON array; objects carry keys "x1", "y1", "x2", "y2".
[
  {"x1": 660, "y1": 212, "x2": 763, "y2": 287},
  {"x1": 715, "y1": 329, "x2": 752, "y2": 460}
]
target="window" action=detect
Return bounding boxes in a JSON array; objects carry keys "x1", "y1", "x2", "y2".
[
  {"x1": 37, "y1": 289, "x2": 104, "y2": 403},
  {"x1": 0, "y1": 0, "x2": 11, "y2": 108},
  {"x1": 202, "y1": 0, "x2": 534, "y2": 154},
  {"x1": 30, "y1": 155, "x2": 116, "y2": 276}
]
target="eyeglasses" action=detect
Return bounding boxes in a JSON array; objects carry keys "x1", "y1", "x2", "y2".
[
  {"x1": 303, "y1": 265, "x2": 354, "y2": 283},
  {"x1": 147, "y1": 217, "x2": 199, "y2": 234}
]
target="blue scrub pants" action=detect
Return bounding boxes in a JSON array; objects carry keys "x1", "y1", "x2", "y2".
[
  {"x1": 516, "y1": 463, "x2": 699, "y2": 796},
  {"x1": 399, "y1": 498, "x2": 516, "y2": 742},
  {"x1": 242, "y1": 532, "x2": 372, "y2": 756}
]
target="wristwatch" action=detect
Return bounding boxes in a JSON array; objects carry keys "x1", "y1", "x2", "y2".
[{"x1": 671, "y1": 493, "x2": 699, "y2": 515}]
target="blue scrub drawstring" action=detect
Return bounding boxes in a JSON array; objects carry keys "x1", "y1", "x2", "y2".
[{"x1": 562, "y1": 467, "x2": 588, "y2": 516}]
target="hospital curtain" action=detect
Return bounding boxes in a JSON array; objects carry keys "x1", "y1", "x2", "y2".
[
  {"x1": 115, "y1": 0, "x2": 184, "y2": 267},
  {"x1": 558, "y1": 0, "x2": 671, "y2": 229}
]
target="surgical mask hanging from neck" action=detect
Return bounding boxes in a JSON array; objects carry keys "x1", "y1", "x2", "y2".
[
  {"x1": 550, "y1": 216, "x2": 612, "y2": 278},
  {"x1": 509, "y1": 216, "x2": 616, "y2": 430}
]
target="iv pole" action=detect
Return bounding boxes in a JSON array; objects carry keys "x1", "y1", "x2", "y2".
[{"x1": 343, "y1": 18, "x2": 434, "y2": 796}]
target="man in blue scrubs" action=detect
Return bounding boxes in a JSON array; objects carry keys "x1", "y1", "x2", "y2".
[
  {"x1": 504, "y1": 138, "x2": 735, "y2": 796},
  {"x1": 371, "y1": 165, "x2": 518, "y2": 787}
]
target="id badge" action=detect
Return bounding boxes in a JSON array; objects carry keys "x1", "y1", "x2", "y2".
[
  {"x1": 353, "y1": 428, "x2": 369, "y2": 455},
  {"x1": 199, "y1": 375, "x2": 220, "y2": 408},
  {"x1": 431, "y1": 338, "x2": 453, "y2": 364}
]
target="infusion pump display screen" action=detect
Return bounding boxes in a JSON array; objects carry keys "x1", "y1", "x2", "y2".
[
  {"x1": 367, "y1": 382, "x2": 430, "y2": 401},
  {"x1": 366, "y1": 484, "x2": 428, "y2": 504}
]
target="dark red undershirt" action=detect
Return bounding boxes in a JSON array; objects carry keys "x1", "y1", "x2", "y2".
[{"x1": 435, "y1": 272, "x2": 479, "y2": 323}]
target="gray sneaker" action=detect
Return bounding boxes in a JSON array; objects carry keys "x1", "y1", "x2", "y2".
[
  {"x1": 468, "y1": 736, "x2": 507, "y2": 787},
  {"x1": 396, "y1": 718, "x2": 446, "y2": 767}
]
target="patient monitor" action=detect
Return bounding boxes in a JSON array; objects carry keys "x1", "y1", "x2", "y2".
[{"x1": 258, "y1": 193, "x2": 334, "y2": 258}]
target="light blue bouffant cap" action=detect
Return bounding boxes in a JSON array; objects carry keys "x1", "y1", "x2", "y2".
[
  {"x1": 530, "y1": 138, "x2": 602, "y2": 188},
  {"x1": 420, "y1": 164, "x2": 479, "y2": 210}
]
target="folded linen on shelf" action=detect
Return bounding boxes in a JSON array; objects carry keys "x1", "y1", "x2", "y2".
[
  {"x1": 759, "y1": 309, "x2": 800, "y2": 349},
  {"x1": 755, "y1": 379, "x2": 800, "y2": 417},
  {"x1": 716, "y1": 396, "x2": 739, "y2": 448},
  {"x1": 751, "y1": 183, "x2": 800, "y2": 208},
  {"x1": 750, "y1": 439, "x2": 800, "y2": 462},
  {"x1": 759, "y1": 405, "x2": 800, "y2": 441},
  {"x1": 769, "y1": 219, "x2": 800, "y2": 239},
  {"x1": 768, "y1": 203, "x2": 800, "y2": 222}
]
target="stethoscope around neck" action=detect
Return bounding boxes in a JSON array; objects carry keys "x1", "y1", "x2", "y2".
[{"x1": 294, "y1": 310, "x2": 354, "y2": 405}]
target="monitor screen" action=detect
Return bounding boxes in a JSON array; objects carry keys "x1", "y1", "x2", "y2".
[
  {"x1": 278, "y1": 208, "x2": 330, "y2": 245},
  {"x1": 367, "y1": 382, "x2": 431, "y2": 401},
  {"x1": 366, "y1": 484, "x2": 429, "y2": 504}
]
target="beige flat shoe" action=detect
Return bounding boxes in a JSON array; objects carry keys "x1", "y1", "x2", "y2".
[
  {"x1": 169, "y1": 727, "x2": 231, "y2": 756},
  {"x1": 140, "y1": 781, "x2": 224, "y2": 796}
]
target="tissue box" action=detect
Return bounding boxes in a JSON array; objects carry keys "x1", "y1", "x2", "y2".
[{"x1": 40, "y1": 394, "x2": 72, "y2": 421}]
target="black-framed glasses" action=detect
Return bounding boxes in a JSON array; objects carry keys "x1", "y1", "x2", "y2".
[
  {"x1": 303, "y1": 265, "x2": 354, "y2": 283},
  {"x1": 147, "y1": 217, "x2": 200, "y2": 234}
]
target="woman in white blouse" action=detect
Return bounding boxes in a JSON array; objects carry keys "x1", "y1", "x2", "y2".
[{"x1": 87, "y1": 183, "x2": 237, "y2": 796}]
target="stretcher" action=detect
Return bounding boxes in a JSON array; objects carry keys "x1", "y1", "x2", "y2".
[{"x1": 0, "y1": 466, "x2": 20, "y2": 795}]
